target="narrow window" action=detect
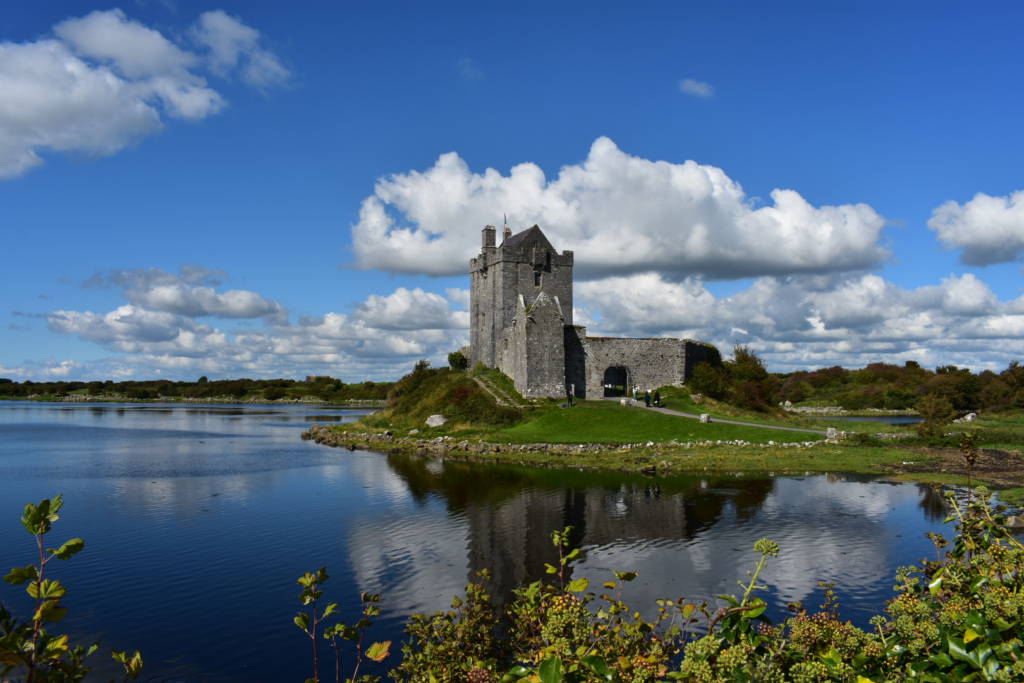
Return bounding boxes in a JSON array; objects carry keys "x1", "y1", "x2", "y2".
[{"x1": 534, "y1": 271, "x2": 542, "y2": 287}]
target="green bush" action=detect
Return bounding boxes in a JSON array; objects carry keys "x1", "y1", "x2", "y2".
[
  {"x1": 384, "y1": 491, "x2": 1024, "y2": 681},
  {"x1": 447, "y1": 351, "x2": 469, "y2": 371},
  {"x1": 2, "y1": 496, "x2": 143, "y2": 681}
]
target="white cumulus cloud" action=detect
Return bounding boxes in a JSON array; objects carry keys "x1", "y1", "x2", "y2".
[
  {"x1": 191, "y1": 10, "x2": 289, "y2": 88},
  {"x1": 85, "y1": 266, "x2": 287, "y2": 323},
  {"x1": 0, "y1": 8, "x2": 286, "y2": 178},
  {"x1": 351, "y1": 137, "x2": 888, "y2": 280},
  {"x1": 43, "y1": 276, "x2": 470, "y2": 381},
  {"x1": 574, "y1": 270, "x2": 1022, "y2": 372},
  {"x1": 352, "y1": 287, "x2": 469, "y2": 330},
  {"x1": 928, "y1": 190, "x2": 1024, "y2": 265}
]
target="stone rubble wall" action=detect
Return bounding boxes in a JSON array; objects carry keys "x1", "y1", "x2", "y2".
[
  {"x1": 301, "y1": 424, "x2": 822, "y2": 459},
  {"x1": 571, "y1": 336, "x2": 715, "y2": 399}
]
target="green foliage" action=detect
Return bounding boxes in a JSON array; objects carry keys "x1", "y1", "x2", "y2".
[
  {"x1": 389, "y1": 571, "x2": 504, "y2": 682},
  {"x1": 0, "y1": 376, "x2": 392, "y2": 404},
  {"x1": 688, "y1": 361, "x2": 730, "y2": 400},
  {"x1": 447, "y1": 350, "x2": 469, "y2": 371},
  {"x1": 386, "y1": 491, "x2": 1024, "y2": 682},
  {"x1": 1, "y1": 495, "x2": 142, "y2": 682},
  {"x1": 916, "y1": 393, "x2": 956, "y2": 438},
  {"x1": 294, "y1": 567, "x2": 390, "y2": 683},
  {"x1": 382, "y1": 364, "x2": 522, "y2": 429}
]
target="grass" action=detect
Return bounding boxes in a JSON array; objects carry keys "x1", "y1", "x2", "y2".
[
  {"x1": 883, "y1": 472, "x2": 973, "y2": 486},
  {"x1": 325, "y1": 369, "x2": 1024, "y2": 490},
  {"x1": 999, "y1": 488, "x2": 1024, "y2": 506},
  {"x1": 656, "y1": 387, "x2": 908, "y2": 435},
  {"x1": 491, "y1": 400, "x2": 822, "y2": 444}
]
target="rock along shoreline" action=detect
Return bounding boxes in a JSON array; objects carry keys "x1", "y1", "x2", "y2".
[{"x1": 300, "y1": 424, "x2": 828, "y2": 473}]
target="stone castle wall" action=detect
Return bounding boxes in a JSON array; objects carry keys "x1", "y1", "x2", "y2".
[
  {"x1": 564, "y1": 327, "x2": 715, "y2": 399},
  {"x1": 576, "y1": 334, "x2": 686, "y2": 398},
  {"x1": 471, "y1": 224, "x2": 715, "y2": 399},
  {"x1": 499, "y1": 293, "x2": 568, "y2": 398},
  {"x1": 470, "y1": 226, "x2": 573, "y2": 369}
]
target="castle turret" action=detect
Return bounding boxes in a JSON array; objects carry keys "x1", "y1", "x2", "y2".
[{"x1": 469, "y1": 224, "x2": 574, "y2": 392}]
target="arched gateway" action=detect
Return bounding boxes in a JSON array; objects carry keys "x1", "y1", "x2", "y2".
[{"x1": 602, "y1": 366, "x2": 628, "y2": 398}]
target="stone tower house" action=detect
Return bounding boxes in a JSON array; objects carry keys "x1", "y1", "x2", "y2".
[{"x1": 469, "y1": 224, "x2": 714, "y2": 398}]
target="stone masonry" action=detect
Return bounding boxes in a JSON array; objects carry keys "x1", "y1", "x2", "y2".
[{"x1": 470, "y1": 224, "x2": 715, "y2": 398}]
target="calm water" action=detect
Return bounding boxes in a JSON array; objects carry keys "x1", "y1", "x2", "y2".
[{"x1": 0, "y1": 402, "x2": 952, "y2": 681}]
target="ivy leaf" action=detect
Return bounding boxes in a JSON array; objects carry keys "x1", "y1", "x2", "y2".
[
  {"x1": 27, "y1": 579, "x2": 66, "y2": 600},
  {"x1": 742, "y1": 598, "x2": 766, "y2": 619},
  {"x1": 716, "y1": 594, "x2": 740, "y2": 607},
  {"x1": 112, "y1": 650, "x2": 144, "y2": 680},
  {"x1": 365, "y1": 640, "x2": 391, "y2": 662},
  {"x1": 581, "y1": 654, "x2": 613, "y2": 680},
  {"x1": 294, "y1": 612, "x2": 310, "y2": 631},
  {"x1": 45, "y1": 634, "x2": 70, "y2": 655},
  {"x1": 539, "y1": 656, "x2": 563, "y2": 683},
  {"x1": 500, "y1": 666, "x2": 531, "y2": 682},
  {"x1": 947, "y1": 635, "x2": 970, "y2": 663},
  {"x1": 3, "y1": 565, "x2": 37, "y2": 585},
  {"x1": 34, "y1": 600, "x2": 67, "y2": 623},
  {"x1": 51, "y1": 538, "x2": 85, "y2": 560}
]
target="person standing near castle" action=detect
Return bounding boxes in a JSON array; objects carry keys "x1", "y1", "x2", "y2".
[
  {"x1": 644, "y1": 390, "x2": 651, "y2": 407},
  {"x1": 653, "y1": 390, "x2": 661, "y2": 407}
]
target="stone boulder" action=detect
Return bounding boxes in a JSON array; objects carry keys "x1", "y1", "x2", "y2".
[
  {"x1": 425, "y1": 414, "x2": 447, "y2": 428},
  {"x1": 1005, "y1": 515, "x2": 1024, "y2": 529}
]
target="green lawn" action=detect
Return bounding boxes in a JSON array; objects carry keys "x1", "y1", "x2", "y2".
[{"x1": 491, "y1": 400, "x2": 823, "y2": 444}]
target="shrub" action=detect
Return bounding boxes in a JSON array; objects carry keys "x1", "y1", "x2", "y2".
[
  {"x1": 1, "y1": 495, "x2": 143, "y2": 681},
  {"x1": 688, "y1": 361, "x2": 729, "y2": 400},
  {"x1": 447, "y1": 351, "x2": 469, "y2": 371}
]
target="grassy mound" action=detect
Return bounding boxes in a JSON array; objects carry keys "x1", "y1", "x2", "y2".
[
  {"x1": 370, "y1": 363, "x2": 522, "y2": 430},
  {"x1": 492, "y1": 400, "x2": 822, "y2": 444}
]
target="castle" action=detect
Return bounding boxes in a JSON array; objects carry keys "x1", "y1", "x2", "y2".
[{"x1": 469, "y1": 224, "x2": 715, "y2": 399}]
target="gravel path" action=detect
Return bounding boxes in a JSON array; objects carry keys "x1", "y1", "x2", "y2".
[{"x1": 604, "y1": 399, "x2": 827, "y2": 436}]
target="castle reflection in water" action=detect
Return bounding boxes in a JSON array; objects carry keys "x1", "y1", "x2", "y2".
[{"x1": 381, "y1": 452, "x2": 950, "y2": 614}]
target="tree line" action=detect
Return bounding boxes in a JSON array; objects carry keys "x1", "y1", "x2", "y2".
[
  {"x1": 689, "y1": 347, "x2": 1024, "y2": 414},
  {"x1": 0, "y1": 376, "x2": 392, "y2": 403}
]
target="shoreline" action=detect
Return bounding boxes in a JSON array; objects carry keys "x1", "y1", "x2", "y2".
[
  {"x1": 303, "y1": 423, "x2": 896, "y2": 477},
  {"x1": 0, "y1": 395, "x2": 385, "y2": 407},
  {"x1": 302, "y1": 423, "x2": 1024, "y2": 496}
]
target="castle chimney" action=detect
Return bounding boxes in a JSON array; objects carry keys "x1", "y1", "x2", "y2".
[{"x1": 482, "y1": 225, "x2": 496, "y2": 248}]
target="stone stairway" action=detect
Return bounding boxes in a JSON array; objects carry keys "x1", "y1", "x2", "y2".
[{"x1": 471, "y1": 374, "x2": 528, "y2": 409}]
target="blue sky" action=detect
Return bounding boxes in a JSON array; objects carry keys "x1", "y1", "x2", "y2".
[{"x1": 2, "y1": 0, "x2": 1023, "y2": 381}]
